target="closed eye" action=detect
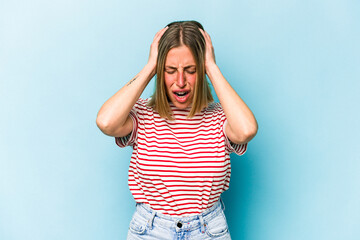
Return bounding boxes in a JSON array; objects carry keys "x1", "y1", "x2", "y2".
[
  {"x1": 164, "y1": 66, "x2": 196, "y2": 74},
  {"x1": 185, "y1": 66, "x2": 196, "y2": 74},
  {"x1": 165, "y1": 67, "x2": 177, "y2": 74},
  {"x1": 165, "y1": 70, "x2": 176, "y2": 74}
]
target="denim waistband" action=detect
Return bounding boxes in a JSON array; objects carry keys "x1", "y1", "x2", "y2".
[{"x1": 134, "y1": 199, "x2": 225, "y2": 232}]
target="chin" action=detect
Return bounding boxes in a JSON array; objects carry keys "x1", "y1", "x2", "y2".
[{"x1": 171, "y1": 101, "x2": 191, "y2": 109}]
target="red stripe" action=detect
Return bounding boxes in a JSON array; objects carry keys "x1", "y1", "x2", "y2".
[
  {"x1": 138, "y1": 123, "x2": 223, "y2": 133},
  {"x1": 137, "y1": 115, "x2": 225, "y2": 125},
  {"x1": 128, "y1": 184, "x2": 226, "y2": 192},
  {"x1": 137, "y1": 141, "x2": 230, "y2": 153},
  {"x1": 136, "y1": 141, "x2": 227, "y2": 150},
  {"x1": 136, "y1": 153, "x2": 226, "y2": 160},
  {"x1": 137, "y1": 132, "x2": 223, "y2": 140},
  {"x1": 119, "y1": 98, "x2": 245, "y2": 216},
  {"x1": 136, "y1": 116, "x2": 224, "y2": 125},
  {"x1": 128, "y1": 176, "x2": 227, "y2": 185},
  {"x1": 134, "y1": 152, "x2": 230, "y2": 164},
  {"x1": 132, "y1": 194, "x2": 221, "y2": 205},
  {"x1": 128, "y1": 169, "x2": 229, "y2": 179},
  {"x1": 129, "y1": 180, "x2": 226, "y2": 188},
  {"x1": 137, "y1": 136, "x2": 225, "y2": 145},
  {"x1": 135, "y1": 161, "x2": 230, "y2": 169}
]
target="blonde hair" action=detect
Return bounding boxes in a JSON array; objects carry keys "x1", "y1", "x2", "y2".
[{"x1": 148, "y1": 20, "x2": 213, "y2": 120}]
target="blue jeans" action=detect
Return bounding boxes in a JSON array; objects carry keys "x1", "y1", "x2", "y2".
[{"x1": 127, "y1": 199, "x2": 231, "y2": 240}]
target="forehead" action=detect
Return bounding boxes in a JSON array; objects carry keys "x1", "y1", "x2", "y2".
[{"x1": 165, "y1": 45, "x2": 196, "y2": 66}]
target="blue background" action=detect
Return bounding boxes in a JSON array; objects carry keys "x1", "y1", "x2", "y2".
[{"x1": 1, "y1": 0, "x2": 359, "y2": 239}]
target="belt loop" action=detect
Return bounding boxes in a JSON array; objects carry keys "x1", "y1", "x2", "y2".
[
  {"x1": 199, "y1": 215, "x2": 205, "y2": 233},
  {"x1": 220, "y1": 197, "x2": 225, "y2": 211},
  {"x1": 147, "y1": 211, "x2": 156, "y2": 230}
]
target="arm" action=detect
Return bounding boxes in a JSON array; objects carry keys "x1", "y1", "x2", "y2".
[
  {"x1": 96, "y1": 27, "x2": 168, "y2": 137},
  {"x1": 200, "y1": 29, "x2": 258, "y2": 144}
]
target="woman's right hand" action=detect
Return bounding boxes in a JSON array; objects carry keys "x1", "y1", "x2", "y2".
[
  {"x1": 96, "y1": 26, "x2": 169, "y2": 137},
  {"x1": 147, "y1": 26, "x2": 168, "y2": 72}
]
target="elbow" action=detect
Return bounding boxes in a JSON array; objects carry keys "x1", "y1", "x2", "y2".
[
  {"x1": 231, "y1": 124, "x2": 258, "y2": 145},
  {"x1": 245, "y1": 125, "x2": 258, "y2": 142},
  {"x1": 96, "y1": 117, "x2": 107, "y2": 134},
  {"x1": 96, "y1": 114, "x2": 130, "y2": 137},
  {"x1": 96, "y1": 115, "x2": 114, "y2": 136},
  {"x1": 238, "y1": 131, "x2": 257, "y2": 145}
]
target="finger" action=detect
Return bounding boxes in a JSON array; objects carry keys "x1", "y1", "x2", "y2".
[
  {"x1": 198, "y1": 28, "x2": 208, "y2": 38},
  {"x1": 153, "y1": 30, "x2": 162, "y2": 41},
  {"x1": 154, "y1": 26, "x2": 168, "y2": 41},
  {"x1": 204, "y1": 31, "x2": 212, "y2": 43},
  {"x1": 199, "y1": 28, "x2": 206, "y2": 39},
  {"x1": 158, "y1": 26, "x2": 168, "y2": 39},
  {"x1": 199, "y1": 28, "x2": 212, "y2": 45}
]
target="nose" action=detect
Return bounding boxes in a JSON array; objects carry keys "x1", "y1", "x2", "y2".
[{"x1": 177, "y1": 70, "x2": 186, "y2": 88}]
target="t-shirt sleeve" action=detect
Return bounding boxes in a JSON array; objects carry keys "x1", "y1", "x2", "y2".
[
  {"x1": 223, "y1": 120, "x2": 248, "y2": 156},
  {"x1": 115, "y1": 110, "x2": 138, "y2": 148},
  {"x1": 114, "y1": 98, "x2": 145, "y2": 148},
  {"x1": 214, "y1": 103, "x2": 248, "y2": 156}
]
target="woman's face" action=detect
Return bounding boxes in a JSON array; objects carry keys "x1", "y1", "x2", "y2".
[{"x1": 164, "y1": 45, "x2": 197, "y2": 109}]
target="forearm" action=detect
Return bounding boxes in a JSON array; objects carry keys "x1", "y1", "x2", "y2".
[
  {"x1": 96, "y1": 63, "x2": 155, "y2": 134},
  {"x1": 206, "y1": 63, "x2": 258, "y2": 143}
]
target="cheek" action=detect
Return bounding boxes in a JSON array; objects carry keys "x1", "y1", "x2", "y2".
[
  {"x1": 187, "y1": 74, "x2": 197, "y2": 86},
  {"x1": 164, "y1": 75, "x2": 174, "y2": 91},
  {"x1": 164, "y1": 74, "x2": 176, "y2": 85}
]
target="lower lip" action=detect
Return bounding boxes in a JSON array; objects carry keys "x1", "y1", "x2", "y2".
[{"x1": 173, "y1": 92, "x2": 190, "y2": 103}]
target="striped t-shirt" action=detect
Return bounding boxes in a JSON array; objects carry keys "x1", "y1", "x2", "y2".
[{"x1": 116, "y1": 98, "x2": 247, "y2": 216}]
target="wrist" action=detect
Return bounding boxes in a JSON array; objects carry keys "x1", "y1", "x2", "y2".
[
  {"x1": 144, "y1": 62, "x2": 157, "y2": 76},
  {"x1": 205, "y1": 62, "x2": 219, "y2": 76}
]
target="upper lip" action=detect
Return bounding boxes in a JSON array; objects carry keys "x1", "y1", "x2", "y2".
[{"x1": 173, "y1": 90, "x2": 190, "y2": 93}]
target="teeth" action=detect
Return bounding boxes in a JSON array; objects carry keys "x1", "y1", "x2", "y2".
[{"x1": 175, "y1": 91, "x2": 188, "y2": 97}]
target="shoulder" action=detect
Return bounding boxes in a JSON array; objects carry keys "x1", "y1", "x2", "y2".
[
  {"x1": 205, "y1": 102, "x2": 224, "y2": 114},
  {"x1": 134, "y1": 98, "x2": 153, "y2": 111},
  {"x1": 137, "y1": 98, "x2": 150, "y2": 106}
]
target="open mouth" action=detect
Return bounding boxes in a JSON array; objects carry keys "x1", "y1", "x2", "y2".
[
  {"x1": 173, "y1": 90, "x2": 190, "y2": 103},
  {"x1": 174, "y1": 91, "x2": 189, "y2": 97}
]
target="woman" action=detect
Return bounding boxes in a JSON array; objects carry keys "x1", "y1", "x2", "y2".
[{"x1": 96, "y1": 21, "x2": 258, "y2": 239}]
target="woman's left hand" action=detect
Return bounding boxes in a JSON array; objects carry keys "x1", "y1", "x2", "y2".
[
  {"x1": 199, "y1": 28, "x2": 216, "y2": 71},
  {"x1": 199, "y1": 28, "x2": 258, "y2": 144}
]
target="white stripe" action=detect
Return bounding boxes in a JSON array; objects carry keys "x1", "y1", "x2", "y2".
[{"x1": 121, "y1": 98, "x2": 245, "y2": 216}]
